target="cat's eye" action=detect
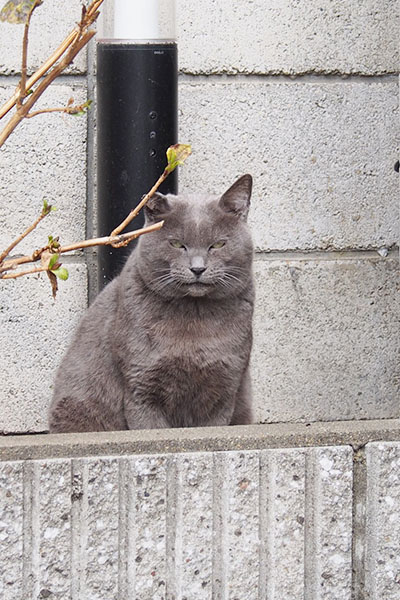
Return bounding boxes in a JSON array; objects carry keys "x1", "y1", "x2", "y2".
[
  {"x1": 169, "y1": 240, "x2": 185, "y2": 249},
  {"x1": 210, "y1": 240, "x2": 226, "y2": 249}
]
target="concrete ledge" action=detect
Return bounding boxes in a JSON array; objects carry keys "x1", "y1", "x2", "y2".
[
  {"x1": 1, "y1": 427, "x2": 399, "y2": 599},
  {"x1": 1, "y1": 419, "x2": 400, "y2": 461}
]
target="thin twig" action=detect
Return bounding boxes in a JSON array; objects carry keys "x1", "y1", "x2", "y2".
[
  {"x1": 59, "y1": 222, "x2": 164, "y2": 253},
  {"x1": 0, "y1": 222, "x2": 164, "y2": 276},
  {"x1": 25, "y1": 101, "x2": 89, "y2": 119},
  {"x1": 0, "y1": 243, "x2": 50, "y2": 272},
  {"x1": 0, "y1": 209, "x2": 48, "y2": 264},
  {"x1": 0, "y1": 0, "x2": 174, "y2": 288},
  {"x1": 108, "y1": 145, "x2": 191, "y2": 240},
  {"x1": 25, "y1": 107, "x2": 70, "y2": 118},
  {"x1": 111, "y1": 171, "x2": 168, "y2": 240},
  {"x1": 17, "y1": 1, "x2": 40, "y2": 108},
  {"x1": 1, "y1": 265, "x2": 48, "y2": 280},
  {"x1": 0, "y1": 139, "x2": 191, "y2": 278}
]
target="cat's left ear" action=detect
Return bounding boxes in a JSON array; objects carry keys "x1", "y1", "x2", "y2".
[
  {"x1": 144, "y1": 193, "x2": 171, "y2": 222},
  {"x1": 219, "y1": 174, "x2": 252, "y2": 220}
]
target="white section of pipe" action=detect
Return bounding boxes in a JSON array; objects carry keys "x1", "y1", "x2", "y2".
[
  {"x1": 97, "y1": 0, "x2": 176, "y2": 42},
  {"x1": 113, "y1": 0, "x2": 160, "y2": 39}
]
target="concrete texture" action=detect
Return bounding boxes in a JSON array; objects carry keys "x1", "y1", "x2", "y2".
[
  {"x1": 178, "y1": 78, "x2": 399, "y2": 252},
  {"x1": 213, "y1": 451, "x2": 260, "y2": 598},
  {"x1": 0, "y1": 264, "x2": 87, "y2": 434},
  {"x1": 0, "y1": 82, "x2": 87, "y2": 254},
  {"x1": 259, "y1": 449, "x2": 306, "y2": 598},
  {"x1": 304, "y1": 447, "x2": 353, "y2": 599},
  {"x1": 178, "y1": 0, "x2": 399, "y2": 75},
  {"x1": 252, "y1": 256, "x2": 400, "y2": 423},
  {"x1": 365, "y1": 442, "x2": 400, "y2": 600},
  {"x1": 0, "y1": 461, "x2": 23, "y2": 598},
  {"x1": 33, "y1": 460, "x2": 72, "y2": 598},
  {"x1": 0, "y1": 0, "x2": 86, "y2": 75},
  {"x1": 0, "y1": 445, "x2": 354, "y2": 600},
  {"x1": 84, "y1": 458, "x2": 120, "y2": 598}
]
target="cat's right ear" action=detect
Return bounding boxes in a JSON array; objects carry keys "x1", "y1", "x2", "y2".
[{"x1": 144, "y1": 193, "x2": 171, "y2": 222}]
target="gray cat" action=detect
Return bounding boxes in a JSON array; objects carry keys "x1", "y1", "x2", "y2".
[{"x1": 49, "y1": 174, "x2": 254, "y2": 432}]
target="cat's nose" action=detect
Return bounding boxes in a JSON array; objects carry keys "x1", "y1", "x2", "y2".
[
  {"x1": 190, "y1": 266, "x2": 206, "y2": 277},
  {"x1": 190, "y1": 256, "x2": 206, "y2": 277}
]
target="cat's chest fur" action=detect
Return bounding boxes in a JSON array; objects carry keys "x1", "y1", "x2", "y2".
[
  {"x1": 120, "y1": 290, "x2": 251, "y2": 375},
  {"x1": 153, "y1": 302, "x2": 247, "y2": 356},
  {"x1": 116, "y1": 285, "x2": 252, "y2": 427}
]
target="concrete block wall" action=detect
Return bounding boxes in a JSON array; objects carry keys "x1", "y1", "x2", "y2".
[
  {"x1": 177, "y1": 0, "x2": 400, "y2": 425},
  {"x1": 0, "y1": 423, "x2": 399, "y2": 599},
  {"x1": 0, "y1": 1, "x2": 399, "y2": 432}
]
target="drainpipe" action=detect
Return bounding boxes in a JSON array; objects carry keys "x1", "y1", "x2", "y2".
[{"x1": 96, "y1": 0, "x2": 177, "y2": 290}]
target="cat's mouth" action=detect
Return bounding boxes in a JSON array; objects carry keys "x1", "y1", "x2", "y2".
[
  {"x1": 186, "y1": 281, "x2": 211, "y2": 296},
  {"x1": 189, "y1": 279, "x2": 212, "y2": 288}
]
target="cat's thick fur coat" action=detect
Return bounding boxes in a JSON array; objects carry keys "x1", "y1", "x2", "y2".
[{"x1": 49, "y1": 174, "x2": 254, "y2": 432}]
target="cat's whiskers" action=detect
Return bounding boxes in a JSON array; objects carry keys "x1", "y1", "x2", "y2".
[
  {"x1": 225, "y1": 265, "x2": 248, "y2": 277},
  {"x1": 151, "y1": 270, "x2": 192, "y2": 296},
  {"x1": 151, "y1": 272, "x2": 175, "y2": 293},
  {"x1": 215, "y1": 270, "x2": 245, "y2": 293}
]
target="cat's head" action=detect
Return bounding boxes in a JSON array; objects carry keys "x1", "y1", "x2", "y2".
[{"x1": 136, "y1": 174, "x2": 253, "y2": 299}]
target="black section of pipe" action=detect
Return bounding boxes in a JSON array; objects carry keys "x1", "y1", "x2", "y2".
[{"x1": 96, "y1": 42, "x2": 178, "y2": 290}]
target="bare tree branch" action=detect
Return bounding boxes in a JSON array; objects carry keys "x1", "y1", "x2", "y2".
[
  {"x1": 16, "y1": 0, "x2": 41, "y2": 108},
  {"x1": 0, "y1": 0, "x2": 105, "y2": 147},
  {"x1": 0, "y1": 204, "x2": 50, "y2": 263},
  {"x1": 0, "y1": 139, "x2": 191, "y2": 283},
  {"x1": 0, "y1": 29, "x2": 95, "y2": 147},
  {"x1": 60, "y1": 222, "x2": 165, "y2": 252},
  {"x1": 0, "y1": 30, "x2": 78, "y2": 120},
  {"x1": 25, "y1": 99, "x2": 91, "y2": 119},
  {"x1": 0, "y1": 222, "x2": 164, "y2": 277},
  {"x1": 111, "y1": 172, "x2": 169, "y2": 242},
  {"x1": 1, "y1": 265, "x2": 48, "y2": 280},
  {"x1": 110, "y1": 145, "x2": 192, "y2": 244}
]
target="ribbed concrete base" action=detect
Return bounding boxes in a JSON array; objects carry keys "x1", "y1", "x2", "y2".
[{"x1": 0, "y1": 421, "x2": 399, "y2": 599}]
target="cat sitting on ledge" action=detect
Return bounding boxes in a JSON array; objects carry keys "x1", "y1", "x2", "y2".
[{"x1": 49, "y1": 174, "x2": 254, "y2": 432}]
